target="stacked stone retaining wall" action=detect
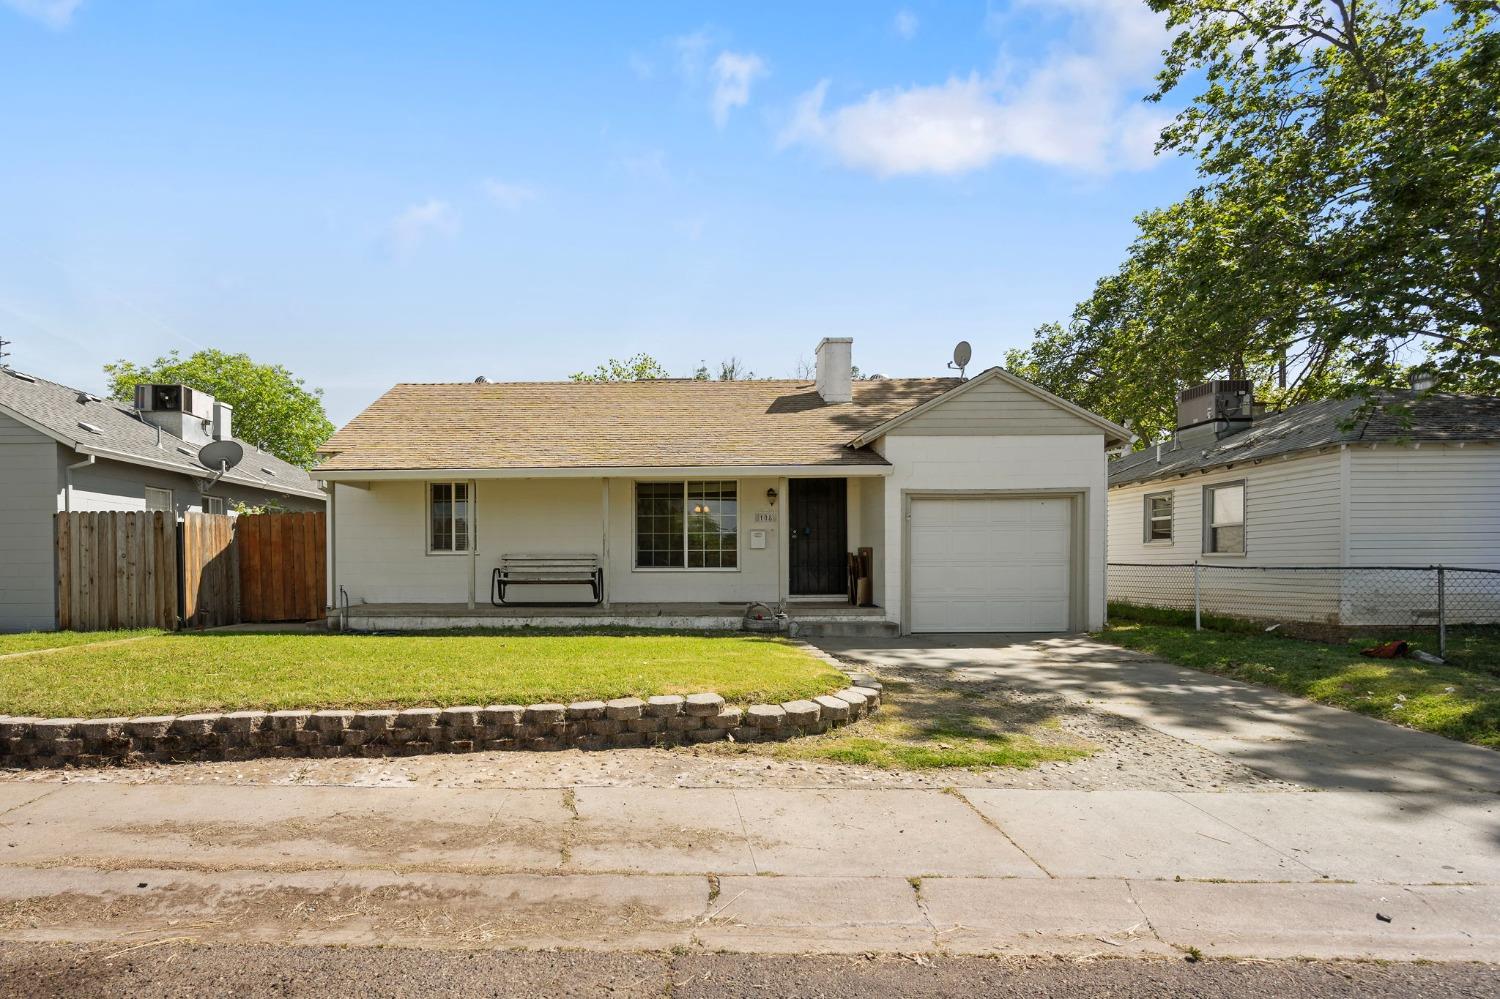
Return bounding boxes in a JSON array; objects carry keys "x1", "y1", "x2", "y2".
[{"x1": 0, "y1": 684, "x2": 880, "y2": 770}]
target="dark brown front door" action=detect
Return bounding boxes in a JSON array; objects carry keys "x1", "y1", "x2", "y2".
[{"x1": 789, "y1": 478, "x2": 847, "y2": 595}]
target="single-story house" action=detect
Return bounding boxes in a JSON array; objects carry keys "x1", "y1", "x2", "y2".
[
  {"x1": 1107, "y1": 380, "x2": 1500, "y2": 626},
  {"x1": 316, "y1": 338, "x2": 1132, "y2": 634},
  {"x1": 0, "y1": 365, "x2": 325, "y2": 632}
]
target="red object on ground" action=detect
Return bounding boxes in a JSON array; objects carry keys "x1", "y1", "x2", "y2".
[{"x1": 1361, "y1": 640, "x2": 1410, "y2": 659}]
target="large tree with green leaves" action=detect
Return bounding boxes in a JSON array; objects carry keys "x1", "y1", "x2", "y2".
[
  {"x1": 104, "y1": 349, "x2": 335, "y2": 468},
  {"x1": 1008, "y1": 0, "x2": 1499, "y2": 442},
  {"x1": 569, "y1": 353, "x2": 670, "y2": 382}
]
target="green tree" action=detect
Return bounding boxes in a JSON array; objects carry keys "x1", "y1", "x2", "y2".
[
  {"x1": 103, "y1": 349, "x2": 335, "y2": 468},
  {"x1": 569, "y1": 353, "x2": 670, "y2": 382},
  {"x1": 1010, "y1": 0, "x2": 1499, "y2": 441}
]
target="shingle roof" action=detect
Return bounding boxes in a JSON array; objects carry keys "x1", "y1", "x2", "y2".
[
  {"x1": 1109, "y1": 391, "x2": 1500, "y2": 488},
  {"x1": 0, "y1": 367, "x2": 324, "y2": 499},
  {"x1": 316, "y1": 377, "x2": 963, "y2": 472}
]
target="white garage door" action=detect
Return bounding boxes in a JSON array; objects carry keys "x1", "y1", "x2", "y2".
[{"x1": 908, "y1": 496, "x2": 1072, "y2": 633}]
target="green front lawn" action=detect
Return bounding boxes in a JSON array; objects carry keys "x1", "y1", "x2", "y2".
[
  {"x1": 1102, "y1": 621, "x2": 1500, "y2": 750},
  {"x1": 0, "y1": 629, "x2": 164, "y2": 658},
  {"x1": 0, "y1": 630, "x2": 847, "y2": 719}
]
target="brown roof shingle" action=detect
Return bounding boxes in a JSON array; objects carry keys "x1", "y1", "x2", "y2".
[{"x1": 316, "y1": 378, "x2": 960, "y2": 472}]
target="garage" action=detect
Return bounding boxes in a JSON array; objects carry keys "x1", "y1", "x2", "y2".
[{"x1": 907, "y1": 495, "x2": 1074, "y2": 633}]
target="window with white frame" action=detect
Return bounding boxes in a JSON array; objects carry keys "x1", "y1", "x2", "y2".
[
  {"x1": 635, "y1": 481, "x2": 737, "y2": 569},
  {"x1": 428, "y1": 481, "x2": 472, "y2": 553},
  {"x1": 203, "y1": 496, "x2": 226, "y2": 516},
  {"x1": 1144, "y1": 491, "x2": 1173, "y2": 542},
  {"x1": 1204, "y1": 482, "x2": 1245, "y2": 554},
  {"x1": 144, "y1": 487, "x2": 173, "y2": 513}
]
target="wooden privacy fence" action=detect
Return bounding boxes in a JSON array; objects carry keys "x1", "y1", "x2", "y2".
[
  {"x1": 55, "y1": 511, "x2": 178, "y2": 631},
  {"x1": 181, "y1": 512, "x2": 238, "y2": 628},
  {"x1": 237, "y1": 511, "x2": 326, "y2": 623},
  {"x1": 54, "y1": 510, "x2": 327, "y2": 631}
]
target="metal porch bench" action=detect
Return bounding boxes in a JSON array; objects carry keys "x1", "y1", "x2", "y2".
[{"x1": 491, "y1": 554, "x2": 603, "y2": 606}]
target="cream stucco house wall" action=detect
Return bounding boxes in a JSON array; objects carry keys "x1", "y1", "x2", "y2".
[{"x1": 317, "y1": 339, "x2": 1131, "y2": 635}]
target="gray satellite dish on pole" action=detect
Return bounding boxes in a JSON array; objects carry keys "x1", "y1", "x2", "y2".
[
  {"x1": 198, "y1": 439, "x2": 244, "y2": 488},
  {"x1": 948, "y1": 341, "x2": 972, "y2": 379}
]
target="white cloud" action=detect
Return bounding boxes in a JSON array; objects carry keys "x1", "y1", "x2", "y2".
[
  {"x1": 481, "y1": 179, "x2": 538, "y2": 210},
  {"x1": 2, "y1": 0, "x2": 83, "y2": 29},
  {"x1": 781, "y1": 0, "x2": 1171, "y2": 175},
  {"x1": 893, "y1": 9, "x2": 919, "y2": 40},
  {"x1": 710, "y1": 50, "x2": 766, "y2": 127},
  {"x1": 389, "y1": 199, "x2": 458, "y2": 255}
]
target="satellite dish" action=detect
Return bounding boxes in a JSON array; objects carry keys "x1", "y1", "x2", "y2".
[
  {"x1": 199, "y1": 439, "x2": 244, "y2": 473},
  {"x1": 948, "y1": 341, "x2": 973, "y2": 378}
]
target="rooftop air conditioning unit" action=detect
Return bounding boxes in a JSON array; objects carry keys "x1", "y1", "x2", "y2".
[{"x1": 134, "y1": 383, "x2": 214, "y2": 421}]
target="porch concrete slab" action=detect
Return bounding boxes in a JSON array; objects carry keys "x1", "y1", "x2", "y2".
[
  {"x1": 1130, "y1": 880, "x2": 1500, "y2": 961},
  {"x1": 731, "y1": 788, "x2": 1043, "y2": 877},
  {"x1": 958, "y1": 789, "x2": 1317, "y2": 881},
  {"x1": 0, "y1": 784, "x2": 568, "y2": 871},
  {"x1": 1179, "y1": 791, "x2": 1500, "y2": 884},
  {"x1": 696, "y1": 876, "x2": 931, "y2": 953},
  {"x1": 919, "y1": 877, "x2": 1173, "y2": 956},
  {"x1": 0, "y1": 866, "x2": 707, "y2": 951},
  {"x1": 568, "y1": 787, "x2": 758, "y2": 875}
]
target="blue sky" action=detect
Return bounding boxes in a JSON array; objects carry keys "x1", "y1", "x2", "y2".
[{"x1": 0, "y1": 0, "x2": 1196, "y2": 424}]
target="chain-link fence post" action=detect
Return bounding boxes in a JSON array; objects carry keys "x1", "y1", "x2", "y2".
[
  {"x1": 1193, "y1": 560, "x2": 1202, "y2": 631},
  {"x1": 1437, "y1": 565, "x2": 1446, "y2": 659}
]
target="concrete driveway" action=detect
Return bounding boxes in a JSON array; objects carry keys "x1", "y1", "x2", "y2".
[{"x1": 0, "y1": 633, "x2": 1496, "y2": 963}]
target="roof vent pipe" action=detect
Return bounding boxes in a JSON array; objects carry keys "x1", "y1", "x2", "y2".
[{"x1": 814, "y1": 337, "x2": 853, "y2": 404}]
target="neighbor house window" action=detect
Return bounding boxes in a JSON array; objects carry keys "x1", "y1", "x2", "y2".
[
  {"x1": 1144, "y1": 492, "x2": 1173, "y2": 543},
  {"x1": 144, "y1": 487, "x2": 173, "y2": 513},
  {"x1": 1204, "y1": 482, "x2": 1245, "y2": 554},
  {"x1": 203, "y1": 496, "x2": 226, "y2": 516},
  {"x1": 635, "y1": 481, "x2": 737, "y2": 569},
  {"x1": 428, "y1": 481, "x2": 471, "y2": 553}
]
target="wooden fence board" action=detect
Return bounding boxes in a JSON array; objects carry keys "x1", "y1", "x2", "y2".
[
  {"x1": 236, "y1": 511, "x2": 326, "y2": 622},
  {"x1": 53, "y1": 511, "x2": 179, "y2": 632}
]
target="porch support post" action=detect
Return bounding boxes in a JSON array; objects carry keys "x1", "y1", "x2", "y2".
[
  {"x1": 601, "y1": 478, "x2": 611, "y2": 608},
  {"x1": 466, "y1": 478, "x2": 478, "y2": 610}
]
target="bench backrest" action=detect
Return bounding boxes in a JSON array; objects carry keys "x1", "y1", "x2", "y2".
[{"x1": 500, "y1": 554, "x2": 599, "y2": 570}]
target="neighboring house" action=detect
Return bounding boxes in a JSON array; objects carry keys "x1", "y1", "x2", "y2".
[
  {"x1": 316, "y1": 338, "x2": 1131, "y2": 634},
  {"x1": 1107, "y1": 380, "x2": 1500, "y2": 624},
  {"x1": 0, "y1": 366, "x2": 325, "y2": 632}
]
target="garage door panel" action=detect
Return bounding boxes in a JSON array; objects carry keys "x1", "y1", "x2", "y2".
[{"x1": 909, "y1": 497, "x2": 1072, "y2": 634}]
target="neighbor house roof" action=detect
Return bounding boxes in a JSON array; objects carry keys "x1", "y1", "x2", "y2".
[
  {"x1": 316, "y1": 377, "x2": 967, "y2": 472},
  {"x1": 1109, "y1": 391, "x2": 1500, "y2": 488},
  {"x1": 0, "y1": 367, "x2": 325, "y2": 499}
]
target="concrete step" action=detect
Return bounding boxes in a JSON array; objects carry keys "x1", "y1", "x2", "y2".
[{"x1": 788, "y1": 618, "x2": 900, "y2": 638}]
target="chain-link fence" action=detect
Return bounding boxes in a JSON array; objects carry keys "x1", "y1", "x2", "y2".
[{"x1": 1107, "y1": 562, "x2": 1500, "y2": 658}]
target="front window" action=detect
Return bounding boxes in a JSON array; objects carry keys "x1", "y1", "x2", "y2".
[
  {"x1": 636, "y1": 481, "x2": 738, "y2": 569},
  {"x1": 1204, "y1": 482, "x2": 1245, "y2": 554},
  {"x1": 203, "y1": 496, "x2": 226, "y2": 516},
  {"x1": 1144, "y1": 492, "x2": 1172, "y2": 542},
  {"x1": 428, "y1": 481, "x2": 471, "y2": 553},
  {"x1": 144, "y1": 487, "x2": 173, "y2": 513}
]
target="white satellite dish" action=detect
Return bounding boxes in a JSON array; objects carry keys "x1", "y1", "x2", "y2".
[{"x1": 948, "y1": 341, "x2": 972, "y2": 378}]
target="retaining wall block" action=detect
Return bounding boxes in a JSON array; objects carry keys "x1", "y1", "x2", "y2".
[
  {"x1": 567, "y1": 701, "x2": 606, "y2": 720},
  {"x1": 613, "y1": 731, "x2": 645, "y2": 749},
  {"x1": 833, "y1": 689, "x2": 869, "y2": 719},
  {"x1": 222, "y1": 711, "x2": 268, "y2": 734},
  {"x1": 75, "y1": 718, "x2": 128, "y2": 740},
  {"x1": 309, "y1": 710, "x2": 355, "y2": 734},
  {"x1": 710, "y1": 706, "x2": 743, "y2": 730},
  {"x1": 482, "y1": 705, "x2": 524, "y2": 726},
  {"x1": 355, "y1": 710, "x2": 398, "y2": 733},
  {"x1": 270, "y1": 710, "x2": 312, "y2": 732},
  {"x1": 127, "y1": 717, "x2": 175, "y2": 739},
  {"x1": 341, "y1": 729, "x2": 369, "y2": 747},
  {"x1": 645, "y1": 695, "x2": 684, "y2": 718},
  {"x1": 172, "y1": 714, "x2": 220, "y2": 738},
  {"x1": 685, "y1": 693, "x2": 724, "y2": 717},
  {"x1": 396, "y1": 707, "x2": 441, "y2": 729},
  {"x1": 604, "y1": 697, "x2": 645, "y2": 721},
  {"x1": 31, "y1": 719, "x2": 79, "y2": 742},
  {"x1": 730, "y1": 726, "x2": 762, "y2": 743},
  {"x1": 813, "y1": 695, "x2": 850, "y2": 723},
  {"x1": 524, "y1": 704, "x2": 566, "y2": 726},
  {"x1": 0, "y1": 718, "x2": 38, "y2": 740},
  {"x1": 688, "y1": 728, "x2": 727, "y2": 743},
  {"x1": 587, "y1": 718, "x2": 621, "y2": 737},
  {"x1": 666, "y1": 715, "x2": 698, "y2": 733},
  {"x1": 780, "y1": 700, "x2": 821, "y2": 729},
  {"x1": 747, "y1": 705, "x2": 785, "y2": 731},
  {"x1": 852, "y1": 685, "x2": 881, "y2": 709},
  {"x1": 439, "y1": 706, "x2": 481, "y2": 731}
]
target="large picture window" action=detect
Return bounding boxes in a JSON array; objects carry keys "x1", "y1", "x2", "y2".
[
  {"x1": 1204, "y1": 482, "x2": 1245, "y2": 554},
  {"x1": 428, "y1": 481, "x2": 471, "y2": 554},
  {"x1": 636, "y1": 481, "x2": 737, "y2": 569}
]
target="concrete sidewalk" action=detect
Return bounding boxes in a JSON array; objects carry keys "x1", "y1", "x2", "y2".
[{"x1": 1, "y1": 781, "x2": 1497, "y2": 960}]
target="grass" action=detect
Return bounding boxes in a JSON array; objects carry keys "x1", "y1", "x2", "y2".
[
  {"x1": 711, "y1": 675, "x2": 1094, "y2": 771},
  {"x1": 0, "y1": 629, "x2": 164, "y2": 657},
  {"x1": 0, "y1": 629, "x2": 847, "y2": 719},
  {"x1": 1102, "y1": 619, "x2": 1500, "y2": 750}
]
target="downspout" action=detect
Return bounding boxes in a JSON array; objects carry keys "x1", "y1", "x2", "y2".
[
  {"x1": 326, "y1": 482, "x2": 337, "y2": 623},
  {"x1": 64, "y1": 453, "x2": 95, "y2": 514}
]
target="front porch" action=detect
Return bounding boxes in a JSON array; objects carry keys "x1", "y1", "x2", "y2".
[{"x1": 334, "y1": 600, "x2": 896, "y2": 637}]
